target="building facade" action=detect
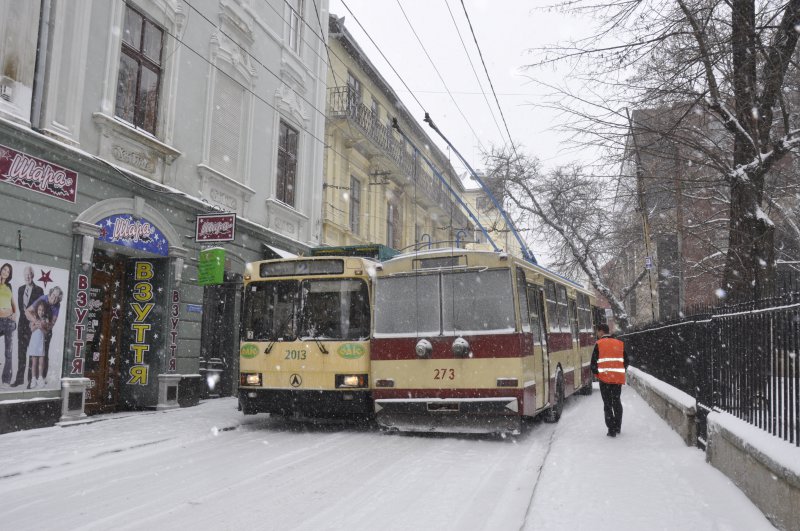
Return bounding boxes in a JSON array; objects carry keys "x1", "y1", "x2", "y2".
[
  {"x1": 0, "y1": 0, "x2": 329, "y2": 431},
  {"x1": 321, "y1": 15, "x2": 472, "y2": 253}
]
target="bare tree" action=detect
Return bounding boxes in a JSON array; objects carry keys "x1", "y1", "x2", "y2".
[
  {"x1": 527, "y1": 0, "x2": 800, "y2": 302},
  {"x1": 483, "y1": 146, "x2": 647, "y2": 330}
]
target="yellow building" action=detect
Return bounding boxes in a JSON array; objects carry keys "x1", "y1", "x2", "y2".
[
  {"x1": 322, "y1": 15, "x2": 472, "y2": 252},
  {"x1": 463, "y1": 179, "x2": 524, "y2": 259}
]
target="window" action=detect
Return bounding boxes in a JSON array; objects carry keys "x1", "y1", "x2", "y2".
[
  {"x1": 476, "y1": 196, "x2": 492, "y2": 212},
  {"x1": 527, "y1": 286, "x2": 545, "y2": 345},
  {"x1": 277, "y1": 120, "x2": 299, "y2": 206},
  {"x1": 288, "y1": 0, "x2": 304, "y2": 54},
  {"x1": 442, "y1": 270, "x2": 515, "y2": 334},
  {"x1": 371, "y1": 97, "x2": 379, "y2": 118},
  {"x1": 349, "y1": 176, "x2": 361, "y2": 235},
  {"x1": 210, "y1": 73, "x2": 244, "y2": 180},
  {"x1": 557, "y1": 285, "x2": 569, "y2": 332},
  {"x1": 517, "y1": 269, "x2": 530, "y2": 332},
  {"x1": 116, "y1": 4, "x2": 164, "y2": 135},
  {"x1": 347, "y1": 71, "x2": 361, "y2": 108},
  {"x1": 577, "y1": 293, "x2": 593, "y2": 332},
  {"x1": 544, "y1": 280, "x2": 558, "y2": 332}
]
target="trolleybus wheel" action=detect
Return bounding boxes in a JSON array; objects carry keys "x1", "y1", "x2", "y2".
[
  {"x1": 544, "y1": 370, "x2": 564, "y2": 423},
  {"x1": 578, "y1": 381, "x2": 593, "y2": 396}
]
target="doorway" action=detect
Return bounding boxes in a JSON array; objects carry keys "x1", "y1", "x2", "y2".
[
  {"x1": 83, "y1": 251, "x2": 125, "y2": 414},
  {"x1": 199, "y1": 271, "x2": 241, "y2": 398}
]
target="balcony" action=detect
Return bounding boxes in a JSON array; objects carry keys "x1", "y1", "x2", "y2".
[{"x1": 328, "y1": 86, "x2": 470, "y2": 230}]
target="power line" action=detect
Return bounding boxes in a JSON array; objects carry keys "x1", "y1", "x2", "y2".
[
  {"x1": 443, "y1": 0, "x2": 506, "y2": 144},
  {"x1": 458, "y1": 0, "x2": 517, "y2": 155},
  {"x1": 393, "y1": 0, "x2": 485, "y2": 153},
  {"x1": 338, "y1": 0, "x2": 427, "y2": 114}
]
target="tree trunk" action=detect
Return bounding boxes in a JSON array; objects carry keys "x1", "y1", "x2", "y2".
[{"x1": 723, "y1": 0, "x2": 775, "y2": 302}]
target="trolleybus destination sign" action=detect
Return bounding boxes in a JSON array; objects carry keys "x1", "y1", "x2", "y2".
[{"x1": 195, "y1": 213, "x2": 236, "y2": 242}]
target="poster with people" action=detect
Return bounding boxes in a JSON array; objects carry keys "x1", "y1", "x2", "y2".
[{"x1": 0, "y1": 259, "x2": 69, "y2": 393}]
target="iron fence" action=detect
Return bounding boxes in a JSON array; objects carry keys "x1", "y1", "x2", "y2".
[{"x1": 620, "y1": 291, "x2": 800, "y2": 448}]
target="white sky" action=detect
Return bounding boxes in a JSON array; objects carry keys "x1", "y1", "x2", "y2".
[{"x1": 326, "y1": 0, "x2": 591, "y2": 174}]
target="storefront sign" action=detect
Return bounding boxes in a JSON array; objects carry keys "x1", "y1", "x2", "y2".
[
  {"x1": 169, "y1": 290, "x2": 179, "y2": 372},
  {"x1": 71, "y1": 274, "x2": 89, "y2": 376},
  {"x1": 0, "y1": 143, "x2": 78, "y2": 202},
  {"x1": 0, "y1": 258, "x2": 70, "y2": 394},
  {"x1": 97, "y1": 214, "x2": 169, "y2": 256},
  {"x1": 195, "y1": 213, "x2": 236, "y2": 242},
  {"x1": 198, "y1": 248, "x2": 225, "y2": 286}
]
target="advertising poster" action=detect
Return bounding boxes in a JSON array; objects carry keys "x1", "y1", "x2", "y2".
[{"x1": 0, "y1": 258, "x2": 70, "y2": 393}]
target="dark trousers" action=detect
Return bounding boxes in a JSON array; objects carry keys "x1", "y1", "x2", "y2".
[
  {"x1": 13, "y1": 326, "x2": 31, "y2": 384},
  {"x1": 600, "y1": 382, "x2": 623, "y2": 432}
]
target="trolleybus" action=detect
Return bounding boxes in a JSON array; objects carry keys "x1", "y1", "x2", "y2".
[
  {"x1": 238, "y1": 256, "x2": 376, "y2": 419},
  {"x1": 370, "y1": 248, "x2": 597, "y2": 435}
]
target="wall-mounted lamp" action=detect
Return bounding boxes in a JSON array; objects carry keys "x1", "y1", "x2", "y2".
[
  {"x1": 174, "y1": 257, "x2": 184, "y2": 284},
  {"x1": 81, "y1": 235, "x2": 94, "y2": 270}
]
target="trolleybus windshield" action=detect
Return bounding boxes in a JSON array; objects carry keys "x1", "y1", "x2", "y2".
[
  {"x1": 375, "y1": 269, "x2": 515, "y2": 336},
  {"x1": 243, "y1": 279, "x2": 370, "y2": 341}
]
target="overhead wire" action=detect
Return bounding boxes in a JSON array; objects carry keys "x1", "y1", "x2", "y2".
[
  {"x1": 393, "y1": 0, "x2": 486, "y2": 153},
  {"x1": 443, "y1": 0, "x2": 506, "y2": 145}
]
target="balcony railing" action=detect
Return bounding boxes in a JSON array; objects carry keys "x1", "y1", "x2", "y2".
[{"x1": 329, "y1": 86, "x2": 469, "y2": 230}]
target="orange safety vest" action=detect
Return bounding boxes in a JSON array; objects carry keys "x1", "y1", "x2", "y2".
[{"x1": 596, "y1": 337, "x2": 626, "y2": 385}]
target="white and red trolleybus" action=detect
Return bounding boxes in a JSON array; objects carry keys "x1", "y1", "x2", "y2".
[
  {"x1": 238, "y1": 256, "x2": 375, "y2": 419},
  {"x1": 370, "y1": 249, "x2": 598, "y2": 435}
]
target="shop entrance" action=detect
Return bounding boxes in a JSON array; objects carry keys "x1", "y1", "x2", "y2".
[
  {"x1": 199, "y1": 271, "x2": 241, "y2": 398},
  {"x1": 84, "y1": 251, "x2": 125, "y2": 414}
]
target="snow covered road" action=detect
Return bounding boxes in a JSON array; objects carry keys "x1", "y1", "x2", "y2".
[{"x1": 0, "y1": 385, "x2": 775, "y2": 530}]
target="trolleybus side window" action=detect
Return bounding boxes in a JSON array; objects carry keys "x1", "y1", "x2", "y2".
[
  {"x1": 526, "y1": 285, "x2": 545, "y2": 345},
  {"x1": 544, "y1": 279, "x2": 558, "y2": 332},
  {"x1": 557, "y1": 285, "x2": 569, "y2": 333},
  {"x1": 577, "y1": 293, "x2": 592, "y2": 332},
  {"x1": 374, "y1": 274, "x2": 440, "y2": 336},
  {"x1": 441, "y1": 269, "x2": 515, "y2": 334},
  {"x1": 516, "y1": 268, "x2": 530, "y2": 332},
  {"x1": 568, "y1": 297, "x2": 579, "y2": 341}
]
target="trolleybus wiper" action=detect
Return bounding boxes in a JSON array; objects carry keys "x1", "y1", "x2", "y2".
[{"x1": 311, "y1": 336, "x2": 329, "y2": 354}]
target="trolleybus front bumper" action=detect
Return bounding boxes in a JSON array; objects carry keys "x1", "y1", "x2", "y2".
[
  {"x1": 239, "y1": 388, "x2": 372, "y2": 419},
  {"x1": 374, "y1": 397, "x2": 521, "y2": 435}
]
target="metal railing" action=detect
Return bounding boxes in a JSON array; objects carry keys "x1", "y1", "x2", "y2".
[
  {"x1": 620, "y1": 289, "x2": 800, "y2": 448},
  {"x1": 328, "y1": 86, "x2": 469, "y2": 230}
]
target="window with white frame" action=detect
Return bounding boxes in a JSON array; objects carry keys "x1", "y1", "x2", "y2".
[
  {"x1": 288, "y1": 0, "x2": 304, "y2": 54},
  {"x1": 349, "y1": 176, "x2": 361, "y2": 235},
  {"x1": 0, "y1": 1, "x2": 40, "y2": 119},
  {"x1": 116, "y1": 3, "x2": 164, "y2": 135},
  {"x1": 277, "y1": 120, "x2": 299, "y2": 206}
]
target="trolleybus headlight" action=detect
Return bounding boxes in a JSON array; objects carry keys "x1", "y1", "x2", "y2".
[
  {"x1": 452, "y1": 337, "x2": 471, "y2": 358},
  {"x1": 415, "y1": 339, "x2": 433, "y2": 359},
  {"x1": 240, "y1": 373, "x2": 262, "y2": 386},
  {"x1": 496, "y1": 378, "x2": 518, "y2": 387},
  {"x1": 336, "y1": 374, "x2": 368, "y2": 388}
]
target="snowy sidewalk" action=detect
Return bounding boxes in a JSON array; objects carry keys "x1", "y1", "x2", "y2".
[
  {"x1": 0, "y1": 386, "x2": 777, "y2": 531},
  {"x1": 524, "y1": 383, "x2": 775, "y2": 531}
]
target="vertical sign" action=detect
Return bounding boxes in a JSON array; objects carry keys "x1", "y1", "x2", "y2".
[
  {"x1": 169, "y1": 290, "x2": 179, "y2": 372},
  {"x1": 120, "y1": 259, "x2": 166, "y2": 407},
  {"x1": 71, "y1": 274, "x2": 89, "y2": 375}
]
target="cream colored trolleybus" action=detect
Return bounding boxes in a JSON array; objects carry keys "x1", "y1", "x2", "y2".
[
  {"x1": 371, "y1": 249, "x2": 597, "y2": 435},
  {"x1": 238, "y1": 256, "x2": 375, "y2": 419}
]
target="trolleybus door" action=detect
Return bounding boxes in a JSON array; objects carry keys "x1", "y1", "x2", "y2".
[{"x1": 526, "y1": 285, "x2": 550, "y2": 410}]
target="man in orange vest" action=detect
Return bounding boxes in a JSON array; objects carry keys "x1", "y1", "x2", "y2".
[{"x1": 590, "y1": 323, "x2": 628, "y2": 437}]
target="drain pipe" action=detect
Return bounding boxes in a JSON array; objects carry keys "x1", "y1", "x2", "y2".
[{"x1": 31, "y1": 0, "x2": 53, "y2": 130}]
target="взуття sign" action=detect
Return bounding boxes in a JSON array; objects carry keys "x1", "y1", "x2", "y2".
[{"x1": 0, "y1": 143, "x2": 78, "y2": 202}]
